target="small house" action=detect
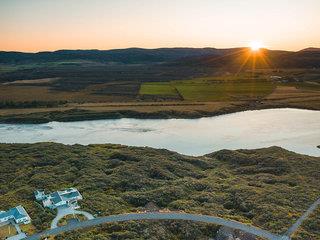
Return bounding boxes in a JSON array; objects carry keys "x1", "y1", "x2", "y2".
[{"x1": 0, "y1": 206, "x2": 31, "y2": 225}]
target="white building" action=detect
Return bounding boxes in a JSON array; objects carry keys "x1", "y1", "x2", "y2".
[
  {"x1": 34, "y1": 188, "x2": 83, "y2": 209},
  {"x1": 0, "y1": 206, "x2": 31, "y2": 225}
]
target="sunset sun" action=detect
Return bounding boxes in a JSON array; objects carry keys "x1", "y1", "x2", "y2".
[{"x1": 249, "y1": 41, "x2": 263, "y2": 51}]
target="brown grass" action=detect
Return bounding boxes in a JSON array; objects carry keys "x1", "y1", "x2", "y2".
[
  {"x1": 263, "y1": 86, "x2": 320, "y2": 109},
  {"x1": 0, "y1": 84, "x2": 134, "y2": 102},
  {"x1": 0, "y1": 224, "x2": 17, "y2": 239},
  {"x1": 267, "y1": 86, "x2": 320, "y2": 100}
]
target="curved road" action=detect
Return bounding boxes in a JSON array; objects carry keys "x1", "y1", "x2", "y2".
[{"x1": 25, "y1": 212, "x2": 284, "y2": 240}]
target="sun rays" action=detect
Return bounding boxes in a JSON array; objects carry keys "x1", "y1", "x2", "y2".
[{"x1": 235, "y1": 42, "x2": 272, "y2": 75}]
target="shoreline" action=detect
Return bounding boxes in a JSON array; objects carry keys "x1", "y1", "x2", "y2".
[{"x1": 0, "y1": 102, "x2": 319, "y2": 124}]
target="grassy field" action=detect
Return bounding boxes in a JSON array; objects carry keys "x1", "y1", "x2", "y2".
[
  {"x1": 0, "y1": 143, "x2": 319, "y2": 239},
  {"x1": 0, "y1": 68, "x2": 319, "y2": 123},
  {"x1": 140, "y1": 76, "x2": 276, "y2": 101},
  {"x1": 0, "y1": 83, "x2": 138, "y2": 103},
  {"x1": 0, "y1": 67, "x2": 319, "y2": 104},
  {"x1": 0, "y1": 85, "x2": 320, "y2": 123},
  {"x1": 140, "y1": 82, "x2": 178, "y2": 96},
  {"x1": 176, "y1": 81, "x2": 275, "y2": 101}
]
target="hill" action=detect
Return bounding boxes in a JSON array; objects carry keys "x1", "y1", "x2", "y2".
[
  {"x1": 180, "y1": 48, "x2": 320, "y2": 69},
  {"x1": 1, "y1": 47, "x2": 319, "y2": 69},
  {"x1": 0, "y1": 48, "x2": 225, "y2": 64},
  {"x1": 300, "y1": 48, "x2": 320, "y2": 52},
  {"x1": 0, "y1": 143, "x2": 319, "y2": 239}
]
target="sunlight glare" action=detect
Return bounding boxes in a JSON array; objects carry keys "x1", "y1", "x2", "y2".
[{"x1": 249, "y1": 41, "x2": 263, "y2": 51}]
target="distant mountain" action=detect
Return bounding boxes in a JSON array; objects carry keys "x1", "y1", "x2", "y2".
[
  {"x1": 0, "y1": 48, "x2": 226, "y2": 64},
  {"x1": 0, "y1": 47, "x2": 319, "y2": 69},
  {"x1": 179, "y1": 48, "x2": 320, "y2": 69},
  {"x1": 299, "y1": 47, "x2": 320, "y2": 52}
]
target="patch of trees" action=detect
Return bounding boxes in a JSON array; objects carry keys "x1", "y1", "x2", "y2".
[{"x1": 0, "y1": 100, "x2": 67, "y2": 109}]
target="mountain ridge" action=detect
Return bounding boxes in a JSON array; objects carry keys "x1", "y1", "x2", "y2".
[{"x1": 1, "y1": 47, "x2": 319, "y2": 69}]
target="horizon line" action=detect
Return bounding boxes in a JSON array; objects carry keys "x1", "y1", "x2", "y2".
[{"x1": 1, "y1": 46, "x2": 318, "y2": 54}]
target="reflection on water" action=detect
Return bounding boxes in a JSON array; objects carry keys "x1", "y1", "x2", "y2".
[{"x1": 0, "y1": 108, "x2": 319, "y2": 157}]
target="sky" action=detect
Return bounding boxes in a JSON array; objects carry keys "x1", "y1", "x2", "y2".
[{"x1": 1, "y1": 0, "x2": 320, "y2": 52}]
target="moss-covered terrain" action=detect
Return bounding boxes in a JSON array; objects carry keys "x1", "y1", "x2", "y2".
[{"x1": 0, "y1": 143, "x2": 319, "y2": 239}]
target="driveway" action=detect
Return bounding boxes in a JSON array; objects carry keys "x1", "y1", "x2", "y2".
[{"x1": 50, "y1": 206, "x2": 94, "y2": 229}]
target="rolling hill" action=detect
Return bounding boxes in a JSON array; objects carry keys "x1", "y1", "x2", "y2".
[{"x1": 1, "y1": 47, "x2": 319, "y2": 69}]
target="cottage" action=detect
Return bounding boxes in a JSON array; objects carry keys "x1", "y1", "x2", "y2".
[
  {"x1": 0, "y1": 206, "x2": 31, "y2": 225},
  {"x1": 34, "y1": 188, "x2": 83, "y2": 209}
]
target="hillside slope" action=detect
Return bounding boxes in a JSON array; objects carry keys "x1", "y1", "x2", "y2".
[
  {"x1": 0, "y1": 48, "x2": 224, "y2": 64},
  {"x1": 0, "y1": 143, "x2": 319, "y2": 239}
]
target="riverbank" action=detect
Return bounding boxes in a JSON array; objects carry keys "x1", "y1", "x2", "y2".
[{"x1": 0, "y1": 97, "x2": 319, "y2": 124}]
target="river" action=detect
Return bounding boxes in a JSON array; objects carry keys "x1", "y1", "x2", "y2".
[{"x1": 0, "y1": 108, "x2": 319, "y2": 156}]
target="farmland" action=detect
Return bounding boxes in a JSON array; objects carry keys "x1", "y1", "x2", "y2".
[
  {"x1": 0, "y1": 69, "x2": 319, "y2": 123},
  {"x1": 0, "y1": 54, "x2": 320, "y2": 123},
  {"x1": 140, "y1": 77, "x2": 276, "y2": 101}
]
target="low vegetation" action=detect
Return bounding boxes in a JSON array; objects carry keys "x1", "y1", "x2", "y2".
[
  {"x1": 295, "y1": 207, "x2": 320, "y2": 239},
  {"x1": 0, "y1": 143, "x2": 319, "y2": 239}
]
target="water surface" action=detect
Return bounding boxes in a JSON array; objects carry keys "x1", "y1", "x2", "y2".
[{"x1": 1, "y1": 108, "x2": 319, "y2": 156}]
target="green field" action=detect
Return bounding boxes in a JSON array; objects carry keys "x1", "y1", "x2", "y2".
[
  {"x1": 139, "y1": 82, "x2": 178, "y2": 96},
  {"x1": 140, "y1": 77, "x2": 276, "y2": 101}
]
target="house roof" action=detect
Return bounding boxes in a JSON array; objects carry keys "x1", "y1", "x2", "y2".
[
  {"x1": 51, "y1": 192, "x2": 63, "y2": 204},
  {"x1": 61, "y1": 191, "x2": 81, "y2": 200},
  {"x1": 0, "y1": 205, "x2": 30, "y2": 221},
  {"x1": 49, "y1": 188, "x2": 82, "y2": 205},
  {"x1": 15, "y1": 206, "x2": 29, "y2": 219},
  {"x1": 34, "y1": 189, "x2": 45, "y2": 195}
]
